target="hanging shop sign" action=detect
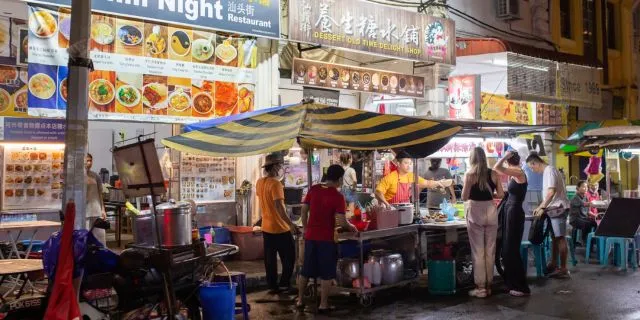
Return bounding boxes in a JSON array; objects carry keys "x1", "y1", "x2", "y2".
[
  {"x1": 0, "y1": 65, "x2": 29, "y2": 118},
  {"x1": 26, "y1": 0, "x2": 281, "y2": 39},
  {"x1": 429, "y1": 139, "x2": 507, "y2": 158},
  {"x1": 506, "y1": 53, "x2": 557, "y2": 104},
  {"x1": 448, "y1": 75, "x2": 479, "y2": 119},
  {"x1": 288, "y1": 0, "x2": 455, "y2": 65},
  {"x1": 557, "y1": 63, "x2": 602, "y2": 109},
  {"x1": 26, "y1": 5, "x2": 257, "y2": 123},
  {"x1": 480, "y1": 93, "x2": 532, "y2": 124},
  {"x1": 302, "y1": 87, "x2": 339, "y2": 107},
  {"x1": 0, "y1": 117, "x2": 65, "y2": 142},
  {"x1": 293, "y1": 58, "x2": 426, "y2": 98}
]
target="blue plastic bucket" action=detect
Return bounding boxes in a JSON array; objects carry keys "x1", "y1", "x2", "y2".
[{"x1": 199, "y1": 282, "x2": 237, "y2": 320}]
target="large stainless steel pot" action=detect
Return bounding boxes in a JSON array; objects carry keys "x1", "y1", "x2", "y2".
[
  {"x1": 380, "y1": 253, "x2": 404, "y2": 285},
  {"x1": 155, "y1": 200, "x2": 193, "y2": 247},
  {"x1": 368, "y1": 250, "x2": 404, "y2": 285},
  {"x1": 396, "y1": 203, "x2": 414, "y2": 225},
  {"x1": 132, "y1": 211, "x2": 156, "y2": 247},
  {"x1": 336, "y1": 258, "x2": 360, "y2": 287}
]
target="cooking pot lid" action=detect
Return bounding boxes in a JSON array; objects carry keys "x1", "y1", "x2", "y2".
[{"x1": 156, "y1": 199, "x2": 191, "y2": 211}]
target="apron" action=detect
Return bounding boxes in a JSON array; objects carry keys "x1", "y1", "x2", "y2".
[{"x1": 390, "y1": 173, "x2": 412, "y2": 204}]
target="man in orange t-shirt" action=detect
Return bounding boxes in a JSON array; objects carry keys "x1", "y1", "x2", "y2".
[{"x1": 256, "y1": 153, "x2": 297, "y2": 294}]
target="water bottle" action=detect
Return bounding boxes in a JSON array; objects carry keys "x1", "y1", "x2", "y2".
[{"x1": 209, "y1": 227, "x2": 215, "y2": 245}]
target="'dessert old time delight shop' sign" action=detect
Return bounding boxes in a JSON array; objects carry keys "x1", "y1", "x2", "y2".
[{"x1": 288, "y1": 0, "x2": 455, "y2": 65}]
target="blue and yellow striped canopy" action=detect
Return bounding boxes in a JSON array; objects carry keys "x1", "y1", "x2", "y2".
[{"x1": 162, "y1": 103, "x2": 461, "y2": 157}]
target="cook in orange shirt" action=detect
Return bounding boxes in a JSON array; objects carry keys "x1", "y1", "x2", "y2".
[
  {"x1": 256, "y1": 153, "x2": 297, "y2": 294},
  {"x1": 375, "y1": 151, "x2": 453, "y2": 207}
]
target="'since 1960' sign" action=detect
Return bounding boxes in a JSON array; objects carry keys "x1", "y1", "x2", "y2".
[{"x1": 288, "y1": 0, "x2": 455, "y2": 65}]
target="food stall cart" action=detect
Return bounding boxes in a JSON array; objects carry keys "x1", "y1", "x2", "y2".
[{"x1": 162, "y1": 102, "x2": 461, "y2": 305}]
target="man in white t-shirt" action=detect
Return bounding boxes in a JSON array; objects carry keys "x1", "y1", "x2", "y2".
[{"x1": 527, "y1": 154, "x2": 570, "y2": 278}]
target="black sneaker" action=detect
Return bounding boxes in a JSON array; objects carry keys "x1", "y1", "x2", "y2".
[{"x1": 267, "y1": 288, "x2": 281, "y2": 295}]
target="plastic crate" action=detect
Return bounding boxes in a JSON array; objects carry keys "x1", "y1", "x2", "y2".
[
  {"x1": 227, "y1": 226, "x2": 264, "y2": 261},
  {"x1": 428, "y1": 260, "x2": 456, "y2": 295},
  {"x1": 369, "y1": 209, "x2": 399, "y2": 230}
]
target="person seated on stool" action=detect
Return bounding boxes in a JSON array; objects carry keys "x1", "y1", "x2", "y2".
[{"x1": 570, "y1": 181, "x2": 598, "y2": 244}]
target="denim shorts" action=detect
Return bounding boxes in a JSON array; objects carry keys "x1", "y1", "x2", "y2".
[
  {"x1": 301, "y1": 240, "x2": 338, "y2": 280},
  {"x1": 548, "y1": 210, "x2": 569, "y2": 238},
  {"x1": 341, "y1": 188, "x2": 356, "y2": 203}
]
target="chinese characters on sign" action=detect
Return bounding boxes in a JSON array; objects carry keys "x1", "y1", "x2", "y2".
[
  {"x1": 289, "y1": 0, "x2": 455, "y2": 64},
  {"x1": 480, "y1": 93, "x2": 532, "y2": 124},
  {"x1": 2, "y1": 117, "x2": 66, "y2": 142},
  {"x1": 29, "y1": 0, "x2": 281, "y2": 39}
]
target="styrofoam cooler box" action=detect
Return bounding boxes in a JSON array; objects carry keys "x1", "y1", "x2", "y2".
[{"x1": 428, "y1": 260, "x2": 456, "y2": 295}]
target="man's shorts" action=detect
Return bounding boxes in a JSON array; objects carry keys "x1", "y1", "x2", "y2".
[
  {"x1": 301, "y1": 240, "x2": 337, "y2": 280},
  {"x1": 548, "y1": 209, "x2": 569, "y2": 238}
]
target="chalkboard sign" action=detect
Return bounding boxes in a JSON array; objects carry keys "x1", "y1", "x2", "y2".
[{"x1": 595, "y1": 198, "x2": 640, "y2": 238}]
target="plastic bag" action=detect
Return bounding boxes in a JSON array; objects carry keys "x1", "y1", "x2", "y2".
[
  {"x1": 42, "y1": 229, "x2": 105, "y2": 279},
  {"x1": 439, "y1": 199, "x2": 457, "y2": 221}
]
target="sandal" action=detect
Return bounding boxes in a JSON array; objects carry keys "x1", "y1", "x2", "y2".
[{"x1": 295, "y1": 301, "x2": 306, "y2": 311}]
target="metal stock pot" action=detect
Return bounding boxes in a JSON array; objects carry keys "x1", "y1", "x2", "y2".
[{"x1": 155, "y1": 200, "x2": 193, "y2": 247}]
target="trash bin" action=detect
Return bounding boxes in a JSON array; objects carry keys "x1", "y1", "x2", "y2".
[{"x1": 199, "y1": 282, "x2": 238, "y2": 320}]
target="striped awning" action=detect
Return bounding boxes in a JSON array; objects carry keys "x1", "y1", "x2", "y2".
[{"x1": 162, "y1": 103, "x2": 461, "y2": 157}]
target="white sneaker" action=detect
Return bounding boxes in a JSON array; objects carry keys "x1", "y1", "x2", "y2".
[{"x1": 468, "y1": 288, "x2": 487, "y2": 298}]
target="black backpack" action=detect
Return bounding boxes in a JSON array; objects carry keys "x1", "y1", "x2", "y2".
[{"x1": 528, "y1": 213, "x2": 550, "y2": 245}]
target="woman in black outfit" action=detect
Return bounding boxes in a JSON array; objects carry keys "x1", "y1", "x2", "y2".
[{"x1": 493, "y1": 151, "x2": 531, "y2": 297}]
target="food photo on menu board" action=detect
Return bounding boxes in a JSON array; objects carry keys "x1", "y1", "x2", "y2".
[
  {"x1": 0, "y1": 65, "x2": 29, "y2": 117},
  {"x1": 292, "y1": 59, "x2": 426, "y2": 98},
  {"x1": 26, "y1": 4, "x2": 258, "y2": 123}
]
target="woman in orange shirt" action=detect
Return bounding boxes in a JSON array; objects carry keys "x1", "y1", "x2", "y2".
[{"x1": 256, "y1": 153, "x2": 298, "y2": 294}]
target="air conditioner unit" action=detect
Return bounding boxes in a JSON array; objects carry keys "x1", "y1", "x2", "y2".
[{"x1": 496, "y1": 0, "x2": 520, "y2": 20}]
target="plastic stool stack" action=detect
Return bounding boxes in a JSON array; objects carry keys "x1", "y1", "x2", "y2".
[
  {"x1": 214, "y1": 271, "x2": 250, "y2": 320},
  {"x1": 603, "y1": 237, "x2": 638, "y2": 271},
  {"x1": 520, "y1": 241, "x2": 546, "y2": 277},
  {"x1": 585, "y1": 232, "x2": 607, "y2": 264}
]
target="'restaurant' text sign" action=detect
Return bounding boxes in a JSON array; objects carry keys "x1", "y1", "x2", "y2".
[
  {"x1": 26, "y1": 0, "x2": 281, "y2": 39},
  {"x1": 288, "y1": 0, "x2": 455, "y2": 65}
]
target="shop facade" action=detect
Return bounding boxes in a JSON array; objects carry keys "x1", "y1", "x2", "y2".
[{"x1": 0, "y1": 0, "x2": 282, "y2": 241}]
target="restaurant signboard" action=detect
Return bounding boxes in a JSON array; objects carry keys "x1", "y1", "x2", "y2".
[
  {"x1": 293, "y1": 58, "x2": 426, "y2": 98},
  {"x1": 27, "y1": 5, "x2": 258, "y2": 123},
  {"x1": 506, "y1": 53, "x2": 557, "y2": 104},
  {"x1": 288, "y1": 0, "x2": 455, "y2": 65},
  {"x1": 25, "y1": 0, "x2": 281, "y2": 39},
  {"x1": 557, "y1": 63, "x2": 602, "y2": 109},
  {"x1": 480, "y1": 93, "x2": 532, "y2": 124},
  {"x1": 448, "y1": 75, "x2": 479, "y2": 119}
]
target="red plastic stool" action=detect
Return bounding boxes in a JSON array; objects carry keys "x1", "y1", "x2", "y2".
[{"x1": 214, "y1": 271, "x2": 250, "y2": 320}]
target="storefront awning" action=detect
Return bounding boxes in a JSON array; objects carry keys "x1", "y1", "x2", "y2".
[
  {"x1": 456, "y1": 38, "x2": 602, "y2": 68},
  {"x1": 163, "y1": 103, "x2": 461, "y2": 158}
]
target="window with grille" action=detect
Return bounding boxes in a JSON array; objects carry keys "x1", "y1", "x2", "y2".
[{"x1": 583, "y1": 0, "x2": 596, "y2": 56}]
